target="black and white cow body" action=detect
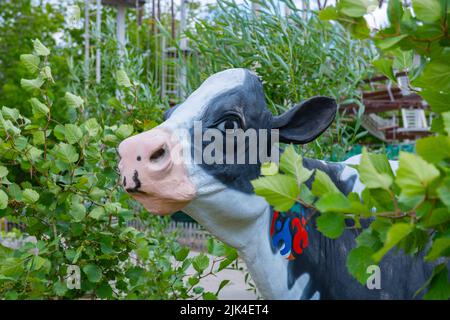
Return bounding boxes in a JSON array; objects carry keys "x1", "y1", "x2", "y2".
[{"x1": 118, "y1": 68, "x2": 438, "y2": 299}]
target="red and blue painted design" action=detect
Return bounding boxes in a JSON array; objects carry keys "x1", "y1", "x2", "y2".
[{"x1": 270, "y1": 203, "x2": 309, "y2": 260}]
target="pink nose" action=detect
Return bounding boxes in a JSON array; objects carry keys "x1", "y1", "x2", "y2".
[
  {"x1": 117, "y1": 127, "x2": 196, "y2": 215},
  {"x1": 118, "y1": 129, "x2": 172, "y2": 186}
]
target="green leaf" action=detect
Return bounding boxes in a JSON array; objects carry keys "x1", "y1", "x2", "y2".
[
  {"x1": 395, "y1": 152, "x2": 440, "y2": 197},
  {"x1": 64, "y1": 124, "x2": 83, "y2": 144},
  {"x1": 346, "y1": 246, "x2": 376, "y2": 284},
  {"x1": 356, "y1": 229, "x2": 382, "y2": 250},
  {"x1": 89, "y1": 187, "x2": 106, "y2": 201},
  {"x1": 420, "y1": 89, "x2": 450, "y2": 113},
  {"x1": 348, "y1": 17, "x2": 370, "y2": 39},
  {"x1": 89, "y1": 207, "x2": 105, "y2": 220},
  {"x1": 318, "y1": 6, "x2": 339, "y2": 20},
  {"x1": 65, "y1": 92, "x2": 84, "y2": 109},
  {"x1": 372, "y1": 59, "x2": 396, "y2": 82},
  {"x1": 174, "y1": 246, "x2": 190, "y2": 261},
  {"x1": 202, "y1": 292, "x2": 218, "y2": 300},
  {"x1": 207, "y1": 238, "x2": 226, "y2": 256},
  {"x1": 69, "y1": 199, "x2": 86, "y2": 222},
  {"x1": 116, "y1": 69, "x2": 132, "y2": 87},
  {"x1": 0, "y1": 189, "x2": 8, "y2": 209},
  {"x1": 279, "y1": 145, "x2": 313, "y2": 184},
  {"x1": 192, "y1": 254, "x2": 209, "y2": 273},
  {"x1": 299, "y1": 184, "x2": 315, "y2": 205},
  {"x1": 56, "y1": 143, "x2": 79, "y2": 163},
  {"x1": 375, "y1": 34, "x2": 408, "y2": 50},
  {"x1": 96, "y1": 282, "x2": 113, "y2": 299},
  {"x1": 2, "y1": 106, "x2": 20, "y2": 121},
  {"x1": 27, "y1": 146, "x2": 43, "y2": 162},
  {"x1": 416, "y1": 136, "x2": 450, "y2": 163},
  {"x1": 32, "y1": 131, "x2": 45, "y2": 145},
  {"x1": 251, "y1": 174, "x2": 299, "y2": 211},
  {"x1": 193, "y1": 286, "x2": 204, "y2": 294},
  {"x1": 53, "y1": 281, "x2": 68, "y2": 297},
  {"x1": 311, "y1": 170, "x2": 340, "y2": 196},
  {"x1": 82, "y1": 264, "x2": 102, "y2": 283},
  {"x1": 217, "y1": 246, "x2": 238, "y2": 272},
  {"x1": 423, "y1": 265, "x2": 450, "y2": 300},
  {"x1": 444, "y1": 112, "x2": 450, "y2": 135},
  {"x1": 412, "y1": 0, "x2": 442, "y2": 23},
  {"x1": 40, "y1": 66, "x2": 53, "y2": 82},
  {"x1": 8, "y1": 184, "x2": 22, "y2": 202},
  {"x1": 83, "y1": 118, "x2": 101, "y2": 137},
  {"x1": 260, "y1": 161, "x2": 279, "y2": 176},
  {"x1": 116, "y1": 124, "x2": 134, "y2": 140},
  {"x1": 107, "y1": 97, "x2": 123, "y2": 110},
  {"x1": 20, "y1": 54, "x2": 40, "y2": 74},
  {"x1": 316, "y1": 212, "x2": 345, "y2": 239},
  {"x1": 357, "y1": 149, "x2": 393, "y2": 190},
  {"x1": 53, "y1": 125, "x2": 66, "y2": 141},
  {"x1": 188, "y1": 277, "x2": 199, "y2": 286},
  {"x1": 437, "y1": 178, "x2": 450, "y2": 209},
  {"x1": 371, "y1": 218, "x2": 393, "y2": 243},
  {"x1": 339, "y1": 0, "x2": 377, "y2": 17},
  {"x1": 414, "y1": 59, "x2": 450, "y2": 92},
  {"x1": 216, "y1": 279, "x2": 230, "y2": 295},
  {"x1": 392, "y1": 49, "x2": 413, "y2": 70},
  {"x1": 21, "y1": 78, "x2": 44, "y2": 92},
  {"x1": 425, "y1": 237, "x2": 450, "y2": 261},
  {"x1": 424, "y1": 208, "x2": 450, "y2": 227},
  {"x1": 22, "y1": 188, "x2": 39, "y2": 204},
  {"x1": 372, "y1": 223, "x2": 414, "y2": 263},
  {"x1": 29, "y1": 98, "x2": 49, "y2": 118},
  {"x1": 387, "y1": 0, "x2": 403, "y2": 26},
  {"x1": 0, "y1": 166, "x2": 9, "y2": 178},
  {"x1": 32, "y1": 39, "x2": 50, "y2": 56},
  {"x1": 315, "y1": 192, "x2": 351, "y2": 213}
]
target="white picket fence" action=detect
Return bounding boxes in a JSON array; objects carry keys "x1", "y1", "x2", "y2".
[
  {"x1": 126, "y1": 219, "x2": 208, "y2": 251},
  {"x1": 167, "y1": 221, "x2": 208, "y2": 252}
]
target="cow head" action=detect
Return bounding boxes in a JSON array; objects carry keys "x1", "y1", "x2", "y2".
[{"x1": 118, "y1": 68, "x2": 336, "y2": 219}]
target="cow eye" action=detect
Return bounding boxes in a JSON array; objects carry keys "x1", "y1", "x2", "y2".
[{"x1": 217, "y1": 118, "x2": 241, "y2": 132}]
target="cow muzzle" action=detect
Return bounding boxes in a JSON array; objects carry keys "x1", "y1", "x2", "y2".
[{"x1": 117, "y1": 127, "x2": 196, "y2": 215}]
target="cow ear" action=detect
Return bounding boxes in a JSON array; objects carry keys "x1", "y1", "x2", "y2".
[
  {"x1": 271, "y1": 96, "x2": 337, "y2": 144},
  {"x1": 163, "y1": 104, "x2": 180, "y2": 121}
]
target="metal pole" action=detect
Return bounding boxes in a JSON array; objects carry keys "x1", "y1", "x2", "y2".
[
  {"x1": 180, "y1": 0, "x2": 187, "y2": 50},
  {"x1": 171, "y1": 0, "x2": 175, "y2": 39},
  {"x1": 136, "y1": 0, "x2": 140, "y2": 49},
  {"x1": 179, "y1": 0, "x2": 187, "y2": 98},
  {"x1": 161, "y1": 35, "x2": 166, "y2": 99},
  {"x1": 84, "y1": 0, "x2": 90, "y2": 87},
  {"x1": 95, "y1": 0, "x2": 101, "y2": 83},
  {"x1": 117, "y1": 3, "x2": 126, "y2": 63}
]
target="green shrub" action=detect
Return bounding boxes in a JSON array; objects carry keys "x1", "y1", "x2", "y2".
[{"x1": 0, "y1": 40, "x2": 235, "y2": 300}]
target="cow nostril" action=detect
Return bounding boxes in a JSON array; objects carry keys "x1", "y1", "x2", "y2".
[{"x1": 150, "y1": 146, "x2": 166, "y2": 162}]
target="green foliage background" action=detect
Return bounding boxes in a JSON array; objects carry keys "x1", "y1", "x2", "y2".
[{"x1": 0, "y1": 0, "x2": 449, "y2": 300}]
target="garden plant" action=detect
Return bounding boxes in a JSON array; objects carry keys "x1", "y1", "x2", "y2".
[{"x1": 0, "y1": 0, "x2": 449, "y2": 300}]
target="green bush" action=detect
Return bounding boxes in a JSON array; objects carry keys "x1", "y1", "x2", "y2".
[{"x1": 0, "y1": 40, "x2": 235, "y2": 300}]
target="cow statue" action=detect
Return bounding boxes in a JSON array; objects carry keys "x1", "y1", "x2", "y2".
[{"x1": 118, "y1": 68, "x2": 437, "y2": 300}]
